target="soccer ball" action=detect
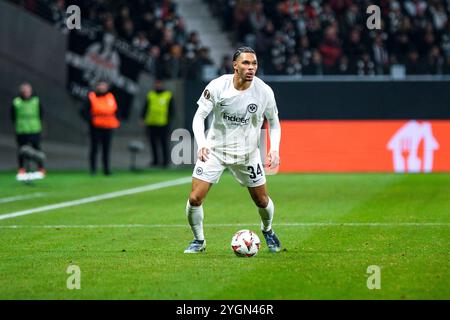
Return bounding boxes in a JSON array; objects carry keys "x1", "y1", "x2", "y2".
[{"x1": 231, "y1": 229, "x2": 261, "y2": 257}]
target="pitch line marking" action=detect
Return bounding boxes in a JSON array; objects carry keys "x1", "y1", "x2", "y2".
[
  {"x1": 0, "y1": 193, "x2": 46, "y2": 204},
  {"x1": 0, "y1": 222, "x2": 449, "y2": 229},
  {"x1": 0, "y1": 177, "x2": 192, "y2": 221}
]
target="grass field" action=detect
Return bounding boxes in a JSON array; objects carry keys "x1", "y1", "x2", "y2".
[{"x1": 0, "y1": 170, "x2": 449, "y2": 299}]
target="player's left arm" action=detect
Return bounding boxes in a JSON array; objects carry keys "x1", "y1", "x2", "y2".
[{"x1": 264, "y1": 88, "x2": 281, "y2": 169}]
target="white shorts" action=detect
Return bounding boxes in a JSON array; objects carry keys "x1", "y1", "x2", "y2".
[{"x1": 192, "y1": 151, "x2": 266, "y2": 188}]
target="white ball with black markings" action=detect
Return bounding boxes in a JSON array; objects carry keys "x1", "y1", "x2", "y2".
[{"x1": 231, "y1": 229, "x2": 261, "y2": 257}]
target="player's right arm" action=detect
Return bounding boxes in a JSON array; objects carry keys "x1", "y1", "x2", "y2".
[
  {"x1": 193, "y1": 108, "x2": 210, "y2": 162},
  {"x1": 193, "y1": 82, "x2": 215, "y2": 162}
]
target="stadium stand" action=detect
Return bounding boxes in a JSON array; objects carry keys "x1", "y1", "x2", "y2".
[
  {"x1": 8, "y1": 0, "x2": 215, "y2": 79},
  {"x1": 2, "y1": 0, "x2": 450, "y2": 173},
  {"x1": 207, "y1": 0, "x2": 450, "y2": 75},
  {"x1": 10, "y1": 0, "x2": 450, "y2": 76}
]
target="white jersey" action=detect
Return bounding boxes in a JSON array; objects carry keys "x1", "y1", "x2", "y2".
[{"x1": 196, "y1": 74, "x2": 278, "y2": 164}]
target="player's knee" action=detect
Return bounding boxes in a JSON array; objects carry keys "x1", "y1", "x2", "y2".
[
  {"x1": 189, "y1": 193, "x2": 204, "y2": 207},
  {"x1": 254, "y1": 194, "x2": 269, "y2": 208}
]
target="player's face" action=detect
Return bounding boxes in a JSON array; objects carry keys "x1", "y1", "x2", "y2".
[{"x1": 234, "y1": 53, "x2": 258, "y2": 82}]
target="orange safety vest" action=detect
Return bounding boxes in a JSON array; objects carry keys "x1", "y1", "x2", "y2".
[{"x1": 88, "y1": 92, "x2": 120, "y2": 129}]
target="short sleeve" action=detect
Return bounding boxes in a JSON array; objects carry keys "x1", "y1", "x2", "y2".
[
  {"x1": 196, "y1": 80, "x2": 216, "y2": 114},
  {"x1": 264, "y1": 86, "x2": 278, "y2": 120}
]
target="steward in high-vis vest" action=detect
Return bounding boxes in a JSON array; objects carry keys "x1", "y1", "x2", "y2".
[
  {"x1": 81, "y1": 81, "x2": 120, "y2": 176},
  {"x1": 10, "y1": 82, "x2": 46, "y2": 178},
  {"x1": 87, "y1": 91, "x2": 120, "y2": 129},
  {"x1": 140, "y1": 79, "x2": 174, "y2": 168},
  {"x1": 13, "y1": 96, "x2": 42, "y2": 135}
]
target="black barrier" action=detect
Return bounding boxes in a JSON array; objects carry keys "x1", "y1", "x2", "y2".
[{"x1": 184, "y1": 80, "x2": 450, "y2": 127}]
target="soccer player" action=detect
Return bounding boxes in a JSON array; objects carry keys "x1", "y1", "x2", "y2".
[{"x1": 184, "y1": 46, "x2": 281, "y2": 253}]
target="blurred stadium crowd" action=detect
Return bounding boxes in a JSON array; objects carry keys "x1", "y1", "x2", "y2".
[
  {"x1": 9, "y1": 0, "x2": 450, "y2": 76},
  {"x1": 9, "y1": 0, "x2": 216, "y2": 79},
  {"x1": 209, "y1": 0, "x2": 450, "y2": 75}
]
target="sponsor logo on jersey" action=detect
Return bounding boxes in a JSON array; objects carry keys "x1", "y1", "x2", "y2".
[
  {"x1": 203, "y1": 89, "x2": 211, "y2": 100},
  {"x1": 247, "y1": 103, "x2": 258, "y2": 113},
  {"x1": 223, "y1": 113, "x2": 250, "y2": 124}
]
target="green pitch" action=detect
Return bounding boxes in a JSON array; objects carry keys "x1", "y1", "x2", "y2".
[{"x1": 0, "y1": 170, "x2": 448, "y2": 299}]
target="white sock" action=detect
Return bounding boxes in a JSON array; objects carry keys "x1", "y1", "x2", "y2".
[
  {"x1": 186, "y1": 200, "x2": 205, "y2": 241},
  {"x1": 258, "y1": 197, "x2": 274, "y2": 232}
]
